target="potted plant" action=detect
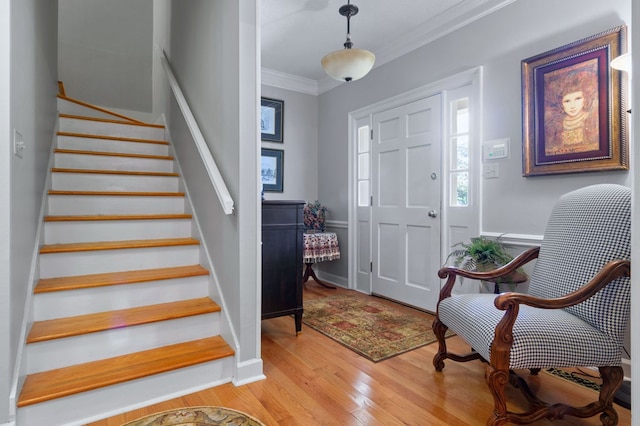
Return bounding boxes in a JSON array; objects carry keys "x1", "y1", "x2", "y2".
[
  {"x1": 446, "y1": 236, "x2": 527, "y2": 293},
  {"x1": 303, "y1": 200, "x2": 328, "y2": 233}
]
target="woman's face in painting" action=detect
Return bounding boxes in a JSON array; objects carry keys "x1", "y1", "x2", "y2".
[{"x1": 562, "y1": 91, "x2": 585, "y2": 117}]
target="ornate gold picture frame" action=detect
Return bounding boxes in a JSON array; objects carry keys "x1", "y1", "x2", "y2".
[{"x1": 521, "y1": 26, "x2": 628, "y2": 176}]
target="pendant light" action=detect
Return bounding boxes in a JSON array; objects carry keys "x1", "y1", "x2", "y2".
[{"x1": 321, "y1": 1, "x2": 375, "y2": 82}]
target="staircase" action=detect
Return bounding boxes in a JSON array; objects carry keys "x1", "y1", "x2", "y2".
[{"x1": 16, "y1": 97, "x2": 235, "y2": 425}]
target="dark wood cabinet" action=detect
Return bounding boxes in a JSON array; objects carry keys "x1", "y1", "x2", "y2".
[{"x1": 261, "y1": 200, "x2": 305, "y2": 334}]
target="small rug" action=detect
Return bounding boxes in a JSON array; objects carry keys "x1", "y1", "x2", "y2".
[
  {"x1": 122, "y1": 406, "x2": 265, "y2": 426},
  {"x1": 544, "y1": 368, "x2": 601, "y2": 392},
  {"x1": 302, "y1": 294, "x2": 452, "y2": 362}
]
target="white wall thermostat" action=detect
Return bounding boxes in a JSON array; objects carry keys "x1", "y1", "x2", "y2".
[{"x1": 483, "y1": 138, "x2": 510, "y2": 160}]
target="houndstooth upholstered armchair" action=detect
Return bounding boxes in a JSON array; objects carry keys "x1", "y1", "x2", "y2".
[{"x1": 432, "y1": 184, "x2": 631, "y2": 425}]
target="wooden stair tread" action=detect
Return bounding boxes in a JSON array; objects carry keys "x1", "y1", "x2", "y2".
[
  {"x1": 55, "y1": 148, "x2": 173, "y2": 161},
  {"x1": 57, "y1": 94, "x2": 147, "y2": 124},
  {"x1": 27, "y1": 297, "x2": 220, "y2": 343},
  {"x1": 57, "y1": 131, "x2": 169, "y2": 145},
  {"x1": 48, "y1": 190, "x2": 185, "y2": 197},
  {"x1": 17, "y1": 336, "x2": 234, "y2": 407},
  {"x1": 44, "y1": 213, "x2": 192, "y2": 222},
  {"x1": 51, "y1": 167, "x2": 179, "y2": 177},
  {"x1": 59, "y1": 113, "x2": 165, "y2": 129},
  {"x1": 35, "y1": 265, "x2": 209, "y2": 293},
  {"x1": 40, "y1": 238, "x2": 200, "y2": 254}
]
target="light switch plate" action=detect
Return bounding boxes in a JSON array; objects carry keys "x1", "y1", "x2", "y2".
[
  {"x1": 14, "y1": 130, "x2": 25, "y2": 158},
  {"x1": 484, "y1": 163, "x2": 499, "y2": 179}
]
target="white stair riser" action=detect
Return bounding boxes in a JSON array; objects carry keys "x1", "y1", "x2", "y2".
[
  {"x1": 52, "y1": 173, "x2": 179, "y2": 192},
  {"x1": 17, "y1": 359, "x2": 233, "y2": 426},
  {"x1": 58, "y1": 99, "x2": 123, "y2": 121},
  {"x1": 48, "y1": 195, "x2": 185, "y2": 215},
  {"x1": 55, "y1": 153, "x2": 174, "y2": 173},
  {"x1": 59, "y1": 118, "x2": 165, "y2": 140},
  {"x1": 44, "y1": 219, "x2": 192, "y2": 244},
  {"x1": 39, "y1": 245, "x2": 200, "y2": 278},
  {"x1": 57, "y1": 135, "x2": 169, "y2": 156},
  {"x1": 34, "y1": 275, "x2": 210, "y2": 320},
  {"x1": 27, "y1": 313, "x2": 220, "y2": 373}
]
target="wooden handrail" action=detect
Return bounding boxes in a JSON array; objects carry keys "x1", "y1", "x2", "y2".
[
  {"x1": 57, "y1": 93, "x2": 146, "y2": 125},
  {"x1": 158, "y1": 49, "x2": 235, "y2": 215}
]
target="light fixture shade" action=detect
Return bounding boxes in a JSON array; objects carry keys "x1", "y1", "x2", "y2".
[
  {"x1": 610, "y1": 52, "x2": 631, "y2": 74},
  {"x1": 321, "y1": 48, "x2": 375, "y2": 82}
]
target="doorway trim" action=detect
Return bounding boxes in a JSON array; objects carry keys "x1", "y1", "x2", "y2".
[{"x1": 347, "y1": 66, "x2": 483, "y2": 294}]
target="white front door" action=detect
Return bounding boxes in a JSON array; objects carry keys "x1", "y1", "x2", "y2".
[{"x1": 371, "y1": 95, "x2": 442, "y2": 312}]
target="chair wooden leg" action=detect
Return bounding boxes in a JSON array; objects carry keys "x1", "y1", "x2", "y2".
[
  {"x1": 485, "y1": 364, "x2": 510, "y2": 426},
  {"x1": 432, "y1": 318, "x2": 483, "y2": 371},
  {"x1": 599, "y1": 366, "x2": 623, "y2": 426},
  {"x1": 432, "y1": 318, "x2": 449, "y2": 371}
]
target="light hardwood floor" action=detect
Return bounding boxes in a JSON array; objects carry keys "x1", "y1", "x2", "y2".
[{"x1": 87, "y1": 285, "x2": 631, "y2": 425}]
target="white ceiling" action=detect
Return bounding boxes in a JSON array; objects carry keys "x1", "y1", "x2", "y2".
[{"x1": 261, "y1": 0, "x2": 516, "y2": 93}]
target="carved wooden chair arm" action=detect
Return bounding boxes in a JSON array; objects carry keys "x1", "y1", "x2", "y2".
[
  {"x1": 489, "y1": 259, "x2": 630, "y2": 374},
  {"x1": 494, "y1": 259, "x2": 631, "y2": 311},
  {"x1": 437, "y1": 246, "x2": 540, "y2": 301}
]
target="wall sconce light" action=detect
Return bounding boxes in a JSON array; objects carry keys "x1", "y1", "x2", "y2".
[
  {"x1": 611, "y1": 52, "x2": 631, "y2": 74},
  {"x1": 611, "y1": 52, "x2": 631, "y2": 114}
]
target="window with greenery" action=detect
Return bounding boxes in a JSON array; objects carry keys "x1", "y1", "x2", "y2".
[
  {"x1": 357, "y1": 125, "x2": 370, "y2": 206},
  {"x1": 449, "y1": 98, "x2": 470, "y2": 207}
]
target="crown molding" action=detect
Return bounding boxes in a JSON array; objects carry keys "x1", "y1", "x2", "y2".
[
  {"x1": 374, "y1": 0, "x2": 517, "y2": 73},
  {"x1": 261, "y1": 68, "x2": 318, "y2": 95},
  {"x1": 264, "y1": 0, "x2": 517, "y2": 96}
]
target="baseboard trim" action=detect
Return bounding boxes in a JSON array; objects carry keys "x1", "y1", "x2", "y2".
[
  {"x1": 233, "y1": 358, "x2": 265, "y2": 386},
  {"x1": 315, "y1": 270, "x2": 348, "y2": 288}
]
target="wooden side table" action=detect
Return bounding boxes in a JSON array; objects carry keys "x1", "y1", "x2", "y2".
[{"x1": 302, "y1": 232, "x2": 340, "y2": 289}]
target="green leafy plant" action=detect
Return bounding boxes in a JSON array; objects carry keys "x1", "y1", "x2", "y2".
[
  {"x1": 446, "y1": 236, "x2": 514, "y2": 271},
  {"x1": 445, "y1": 236, "x2": 527, "y2": 288}
]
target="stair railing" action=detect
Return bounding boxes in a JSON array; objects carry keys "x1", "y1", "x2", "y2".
[{"x1": 159, "y1": 49, "x2": 235, "y2": 215}]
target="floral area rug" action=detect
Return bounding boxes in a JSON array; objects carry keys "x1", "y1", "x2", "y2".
[
  {"x1": 302, "y1": 294, "x2": 452, "y2": 362},
  {"x1": 122, "y1": 406, "x2": 265, "y2": 426}
]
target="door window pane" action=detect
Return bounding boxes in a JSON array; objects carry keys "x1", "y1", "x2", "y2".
[
  {"x1": 450, "y1": 172, "x2": 469, "y2": 207},
  {"x1": 357, "y1": 125, "x2": 371, "y2": 207},
  {"x1": 448, "y1": 97, "x2": 470, "y2": 207}
]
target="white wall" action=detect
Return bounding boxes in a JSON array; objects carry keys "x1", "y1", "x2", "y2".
[
  {"x1": 165, "y1": 0, "x2": 261, "y2": 369},
  {"x1": 153, "y1": 0, "x2": 171, "y2": 122},
  {"x1": 0, "y1": 3, "x2": 10, "y2": 423},
  {"x1": 58, "y1": 0, "x2": 153, "y2": 113},
  {"x1": 260, "y1": 85, "x2": 318, "y2": 202},
  {"x1": 4, "y1": 0, "x2": 59, "y2": 423},
  {"x1": 318, "y1": 0, "x2": 631, "y2": 265}
]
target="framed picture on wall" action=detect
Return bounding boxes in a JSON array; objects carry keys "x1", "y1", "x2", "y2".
[
  {"x1": 261, "y1": 97, "x2": 284, "y2": 143},
  {"x1": 521, "y1": 25, "x2": 628, "y2": 176},
  {"x1": 261, "y1": 148, "x2": 284, "y2": 192}
]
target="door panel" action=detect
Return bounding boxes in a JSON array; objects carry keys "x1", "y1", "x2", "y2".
[{"x1": 371, "y1": 95, "x2": 442, "y2": 312}]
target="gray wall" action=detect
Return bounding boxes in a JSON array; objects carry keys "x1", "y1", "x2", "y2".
[
  {"x1": 3, "y1": 0, "x2": 59, "y2": 423},
  {"x1": 261, "y1": 85, "x2": 318, "y2": 202},
  {"x1": 0, "y1": 3, "x2": 9, "y2": 421},
  {"x1": 59, "y1": 0, "x2": 153, "y2": 113},
  {"x1": 318, "y1": 0, "x2": 631, "y2": 239},
  {"x1": 165, "y1": 0, "x2": 260, "y2": 366},
  {"x1": 631, "y1": 0, "x2": 639, "y2": 410}
]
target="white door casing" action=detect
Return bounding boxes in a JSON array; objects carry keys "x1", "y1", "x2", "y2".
[
  {"x1": 347, "y1": 67, "x2": 482, "y2": 307},
  {"x1": 371, "y1": 95, "x2": 442, "y2": 312}
]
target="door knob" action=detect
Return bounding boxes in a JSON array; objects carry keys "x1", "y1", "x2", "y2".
[{"x1": 428, "y1": 210, "x2": 438, "y2": 218}]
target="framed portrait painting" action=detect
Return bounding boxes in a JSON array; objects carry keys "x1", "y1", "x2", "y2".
[
  {"x1": 261, "y1": 148, "x2": 283, "y2": 192},
  {"x1": 261, "y1": 97, "x2": 284, "y2": 143},
  {"x1": 521, "y1": 25, "x2": 629, "y2": 176}
]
